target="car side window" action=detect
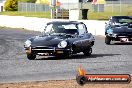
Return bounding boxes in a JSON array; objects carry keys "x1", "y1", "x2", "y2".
[
  {"x1": 77, "y1": 24, "x2": 86, "y2": 35},
  {"x1": 44, "y1": 24, "x2": 54, "y2": 34}
]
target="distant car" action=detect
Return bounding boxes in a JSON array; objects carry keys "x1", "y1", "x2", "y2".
[
  {"x1": 105, "y1": 16, "x2": 132, "y2": 44},
  {"x1": 24, "y1": 21, "x2": 95, "y2": 60}
]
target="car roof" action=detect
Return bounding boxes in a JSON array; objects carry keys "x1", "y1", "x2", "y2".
[
  {"x1": 46, "y1": 21, "x2": 82, "y2": 25},
  {"x1": 111, "y1": 16, "x2": 132, "y2": 19}
]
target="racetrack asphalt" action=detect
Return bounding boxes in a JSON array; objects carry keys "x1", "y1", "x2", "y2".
[{"x1": 0, "y1": 27, "x2": 132, "y2": 83}]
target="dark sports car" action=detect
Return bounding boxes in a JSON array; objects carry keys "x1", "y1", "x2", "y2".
[
  {"x1": 24, "y1": 21, "x2": 95, "y2": 60},
  {"x1": 105, "y1": 16, "x2": 132, "y2": 44}
]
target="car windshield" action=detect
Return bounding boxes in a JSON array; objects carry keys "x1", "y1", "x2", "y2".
[
  {"x1": 44, "y1": 23, "x2": 86, "y2": 35},
  {"x1": 53, "y1": 23, "x2": 78, "y2": 34},
  {"x1": 113, "y1": 17, "x2": 132, "y2": 24}
]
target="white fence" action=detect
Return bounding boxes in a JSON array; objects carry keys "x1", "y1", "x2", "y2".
[
  {"x1": 18, "y1": 3, "x2": 50, "y2": 12},
  {"x1": 0, "y1": 15, "x2": 106, "y2": 36}
]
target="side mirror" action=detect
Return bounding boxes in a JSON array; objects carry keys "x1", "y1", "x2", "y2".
[{"x1": 85, "y1": 31, "x2": 88, "y2": 33}]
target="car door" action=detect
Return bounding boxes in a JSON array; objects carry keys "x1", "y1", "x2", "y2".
[{"x1": 77, "y1": 23, "x2": 90, "y2": 49}]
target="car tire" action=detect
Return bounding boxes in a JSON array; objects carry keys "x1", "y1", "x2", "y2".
[
  {"x1": 27, "y1": 54, "x2": 36, "y2": 60},
  {"x1": 63, "y1": 54, "x2": 70, "y2": 58},
  {"x1": 63, "y1": 52, "x2": 71, "y2": 58},
  {"x1": 83, "y1": 47, "x2": 92, "y2": 56},
  {"x1": 105, "y1": 36, "x2": 111, "y2": 45}
]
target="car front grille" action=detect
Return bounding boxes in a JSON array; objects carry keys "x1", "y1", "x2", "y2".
[
  {"x1": 31, "y1": 46, "x2": 56, "y2": 53},
  {"x1": 31, "y1": 46, "x2": 70, "y2": 56},
  {"x1": 32, "y1": 47, "x2": 55, "y2": 50},
  {"x1": 32, "y1": 46, "x2": 54, "y2": 49},
  {"x1": 117, "y1": 33, "x2": 132, "y2": 37}
]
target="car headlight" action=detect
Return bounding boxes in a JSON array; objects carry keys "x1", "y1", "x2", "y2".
[
  {"x1": 107, "y1": 28, "x2": 113, "y2": 34},
  {"x1": 58, "y1": 41, "x2": 67, "y2": 48},
  {"x1": 24, "y1": 40, "x2": 31, "y2": 48}
]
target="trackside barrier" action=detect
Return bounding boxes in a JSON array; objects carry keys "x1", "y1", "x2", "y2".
[{"x1": 0, "y1": 15, "x2": 107, "y2": 36}]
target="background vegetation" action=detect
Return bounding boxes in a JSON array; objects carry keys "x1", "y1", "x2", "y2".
[
  {"x1": 19, "y1": 0, "x2": 36, "y2": 3},
  {"x1": 0, "y1": 11, "x2": 51, "y2": 18},
  {"x1": 4, "y1": 0, "x2": 37, "y2": 11},
  {"x1": 4, "y1": 0, "x2": 18, "y2": 11},
  {"x1": 1, "y1": 1, "x2": 132, "y2": 20}
]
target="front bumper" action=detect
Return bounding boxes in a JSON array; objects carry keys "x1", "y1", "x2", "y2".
[
  {"x1": 25, "y1": 46, "x2": 71, "y2": 56},
  {"x1": 108, "y1": 34, "x2": 132, "y2": 41}
]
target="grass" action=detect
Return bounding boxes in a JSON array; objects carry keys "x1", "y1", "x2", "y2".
[
  {"x1": 0, "y1": 11, "x2": 51, "y2": 18},
  {"x1": 88, "y1": 4, "x2": 132, "y2": 20},
  {"x1": 0, "y1": 4, "x2": 132, "y2": 20},
  {"x1": 88, "y1": 11, "x2": 132, "y2": 20}
]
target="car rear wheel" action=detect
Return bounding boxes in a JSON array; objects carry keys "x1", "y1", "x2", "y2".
[
  {"x1": 27, "y1": 54, "x2": 36, "y2": 60},
  {"x1": 105, "y1": 36, "x2": 111, "y2": 45},
  {"x1": 83, "y1": 47, "x2": 92, "y2": 56}
]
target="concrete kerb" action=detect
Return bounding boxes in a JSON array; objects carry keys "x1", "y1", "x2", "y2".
[{"x1": 0, "y1": 15, "x2": 107, "y2": 36}]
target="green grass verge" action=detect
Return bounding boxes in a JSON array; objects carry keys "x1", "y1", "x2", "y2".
[
  {"x1": 88, "y1": 11, "x2": 132, "y2": 20},
  {"x1": 0, "y1": 11, "x2": 51, "y2": 18},
  {"x1": 88, "y1": 4, "x2": 132, "y2": 20}
]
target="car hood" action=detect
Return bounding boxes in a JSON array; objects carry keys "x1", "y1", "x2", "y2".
[
  {"x1": 30, "y1": 35, "x2": 68, "y2": 47},
  {"x1": 113, "y1": 26, "x2": 132, "y2": 34}
]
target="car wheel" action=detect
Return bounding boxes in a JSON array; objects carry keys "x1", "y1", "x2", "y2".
[
  {"x1": 105, "y1": 36, "x2": 111, "y2": 45},
  {"x1": 83, "y1": 48, "x2": 92, "y2": 56},
  {"x1": 27, "y1": 54, "x2": 36, "y2": 60},
  {"x1": 63, "y1": 51, "x2": 71, "y2": 58},
  {"x1": 62, "y1": 47, "x2": 73, "y2": 58},
  {"x1": 63, "y1": 53, "x2": 70, "y2": 58}
]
